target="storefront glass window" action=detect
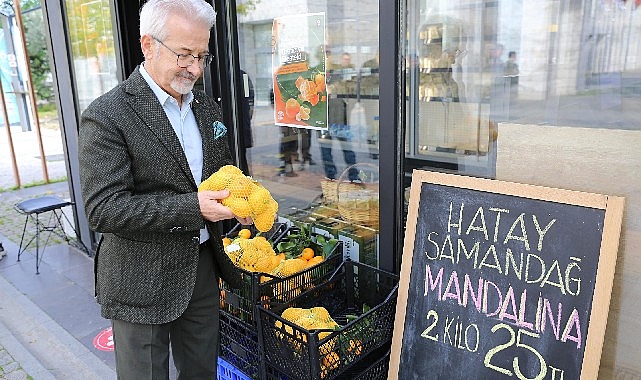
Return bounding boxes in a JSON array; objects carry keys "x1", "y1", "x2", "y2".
[
  {"x1": 405, "y1": 0, "x2": 641, "y2": 377},
  {"x1": 64, "y1": 0, "x2": 118, "y2": 112},
  {"x1": 236, "y1": 1, "x2": 381, "y2": 267}
]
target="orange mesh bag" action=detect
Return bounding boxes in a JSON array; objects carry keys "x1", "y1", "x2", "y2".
[
  {"x1": 224, "y1": 235, "x2": 281, "y2": 272},
  {"x1": 199, "y1": 165, "x2": 278, "y2": 232}
]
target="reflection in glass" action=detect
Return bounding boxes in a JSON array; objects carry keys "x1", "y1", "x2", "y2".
[
  {"x1": 236, "y1": 1, "x2": 381, "y2": 266},
  {"x1": 403, "y1": 3, "x2": 641, "y2": 376},
  {"x1": 405, "y1": 0, "x2": 641, "y2": 179},
  {"x1": 64, "y1": 0, "x2": 118, "y2": 112}
]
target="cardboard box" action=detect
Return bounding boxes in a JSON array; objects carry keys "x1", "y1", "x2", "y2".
[
  {"x1": 339, "y1": 224, "x2": 379, "y2": 267},
  {"x1": 308, "y1": 204, "x2": 341, "y2": 219},
  {"x1": 278, "y1": 207, "x2": 316, "y2": 229},
  {"x1": 280, "y1": 206, "x2": 380, "y2": 266},
  {"x1": 311, "y1": 217, "x2": 350, "y2": 239}
]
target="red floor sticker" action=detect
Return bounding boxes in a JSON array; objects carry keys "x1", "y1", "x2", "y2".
[{"x1": 93, "y1": 327, "x2": 114, "y2": 351}]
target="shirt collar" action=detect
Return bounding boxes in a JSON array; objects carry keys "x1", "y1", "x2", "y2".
[{"x1": 139, "y1": 64, "x2": 194, "y2": 107}]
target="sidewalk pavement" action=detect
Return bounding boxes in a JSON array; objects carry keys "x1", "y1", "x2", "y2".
[
  {"x1": 0, "y1": 125, "x2": 68, "y2": 191},
  {"x1": 0, "y1": 270, "x2": 114, "y2": 380},
  {"x1": 0, "y1": 182, "x2": 116, "y2": 379},
  {"x1": 0, "y1": 124, "x2": 189, "y2": 379}
]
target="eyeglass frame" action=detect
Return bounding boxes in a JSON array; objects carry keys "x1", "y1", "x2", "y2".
[{"x1": 151, "y1": 36, "x2": 213, "y2": 68}]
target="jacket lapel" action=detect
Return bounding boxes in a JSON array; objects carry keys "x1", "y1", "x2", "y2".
[
  {"x1": 192, "y1": 92, "x2": 216, "y2": 181},
  {"x1": 124, "y1": 67, "x2": 196, "y2": 188}
]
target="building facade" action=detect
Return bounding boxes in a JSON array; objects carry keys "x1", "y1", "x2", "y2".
[{"x1": 39, "y1": 0, "x2": 641, "y2": 377}]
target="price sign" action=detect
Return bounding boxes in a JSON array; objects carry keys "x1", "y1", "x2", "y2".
[{"x1": 388, "y1": 170, "x2": 624, "y2": 379}]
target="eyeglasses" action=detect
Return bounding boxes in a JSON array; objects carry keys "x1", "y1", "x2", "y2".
[{"x1": 152, "y1": 37, "x2": 213, "y2": 68}]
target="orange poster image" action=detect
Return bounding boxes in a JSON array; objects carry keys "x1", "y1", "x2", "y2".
[{"x1": 272, "y1": 13, "x2": 327, "y2": 129}]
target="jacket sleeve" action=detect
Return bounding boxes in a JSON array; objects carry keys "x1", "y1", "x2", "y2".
[{"x1": 79, "y1": 98, "x2": 205, "y2": 235}]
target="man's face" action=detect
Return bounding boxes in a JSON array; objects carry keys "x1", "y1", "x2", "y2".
[
  {"x1": 142, "y1": 14, "x2": 211, "y2": 100},
  {"x1": 342, "y1": 54, "x2": 351, "y2": 67}
]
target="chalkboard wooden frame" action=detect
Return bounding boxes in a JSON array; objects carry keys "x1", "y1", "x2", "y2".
[{"x1": 389, "y1": 170, "x2": 625, "y2": 380}]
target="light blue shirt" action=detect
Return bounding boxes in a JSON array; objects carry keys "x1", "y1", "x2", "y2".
[{"x1": 140, "y1": 65, "x2": 209, "y2": 243}]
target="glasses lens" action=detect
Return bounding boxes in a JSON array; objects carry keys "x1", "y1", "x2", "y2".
[
  {"x1": 202, "y1": 55, "x2": 213, "y2": 67},
  {"x1": 177, "y1": 55, "x2": 194, "y2": 68}
]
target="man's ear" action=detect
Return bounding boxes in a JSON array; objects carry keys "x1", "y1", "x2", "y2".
[{"x1": 140, "y1": 35, "x2": 154, "y2": 60}]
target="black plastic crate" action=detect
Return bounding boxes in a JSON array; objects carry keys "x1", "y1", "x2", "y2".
[
  {"x1": 351, "y1": 346, "x2": 391, "y2": 380},
  {"x1": 220, "y1": 238, "x2": 343, "y2": 325},
  {"x1": 256, "y1": 260, "x2": 398, "y2": 380},
  {"x1": 219, "y1": 311, "x2": 289, "y2": 380},
  {"x1": 219, "y1": 311, "x2": 260, "y2": 378}
]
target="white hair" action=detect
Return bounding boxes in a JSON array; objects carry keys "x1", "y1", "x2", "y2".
[{"x1": 139, "y1": 0, "x2": 216, "y2": 41}]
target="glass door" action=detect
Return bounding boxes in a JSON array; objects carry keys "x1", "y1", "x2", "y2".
[
  {"x1": 64, "y1": 0, "x2": 119, "y2": 112},
  {"x1": 404, "y1": 0, "x2": 502, "y2": 181},
  {"x1": 402, "y1": 0, "x2": 641, "y2": 377},
  {"x1": 232, "y1": 0, "x2": 381, "y2": 267}
]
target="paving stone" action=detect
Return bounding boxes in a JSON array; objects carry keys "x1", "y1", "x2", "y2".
[
  {"x1": 0, "y1": 360, "x2": 19, "y2": 375},
  {"x1": 0, "y1": 348, "x2": 13, "y2": 366},
  {"x1": 3, "y1": 368, "x2": 30, "y2": 380}
]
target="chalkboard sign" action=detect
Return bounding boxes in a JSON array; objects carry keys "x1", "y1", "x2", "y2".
[{"x1": 389, "y1": 170, "x2": 624, "y2": 380}]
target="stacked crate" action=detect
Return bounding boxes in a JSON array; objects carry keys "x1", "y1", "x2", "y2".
[
  {"x1": 217, "y1": 357, "x2": 251, "y2": 380},
  {"x1": 256, "y1": 259, "x2": 398, "y2": 380},
  {"x1": 218, "y1": 226, "x2": 344, "y2": 379}
]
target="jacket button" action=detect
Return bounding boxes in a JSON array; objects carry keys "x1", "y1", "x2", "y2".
[{"x1": 192, "y1": 237, "x2": 199, "y2": 243}]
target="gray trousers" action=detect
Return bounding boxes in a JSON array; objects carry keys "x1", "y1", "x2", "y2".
[{"x1": 111, "y1": 242, "x2": 220, "y2": 380}]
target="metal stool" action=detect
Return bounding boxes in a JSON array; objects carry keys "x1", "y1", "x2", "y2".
[{"x1": 14, "y1": 196, "x2": 77, "y2": 274}]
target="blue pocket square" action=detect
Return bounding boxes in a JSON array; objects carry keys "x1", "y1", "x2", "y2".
[{"x1": 213, "y1": 121, "x2": 227, "y2": 140}]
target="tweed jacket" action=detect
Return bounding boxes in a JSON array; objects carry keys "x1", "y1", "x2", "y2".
[{"x1": 78, "y1": 66, "x2": 242, "y2": 324}]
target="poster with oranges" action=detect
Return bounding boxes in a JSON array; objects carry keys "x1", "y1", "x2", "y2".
[{"x1": 272, "y1": 13, "x2": 327, "y2": 129}]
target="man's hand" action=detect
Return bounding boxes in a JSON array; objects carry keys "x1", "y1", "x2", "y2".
[
  {"x1": 198, "y1": 190, "x2": 234, "y2": 222},
  {"x1": 235, "y1": 215, "x2": 253, "y2": 225},
  {"x1": 198, "y1": 190, "x2": 253, "y2": 225}
]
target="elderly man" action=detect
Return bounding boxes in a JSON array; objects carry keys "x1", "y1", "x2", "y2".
[{"x1": 78, "y1": 0, "x2": 248, "y2": 378}]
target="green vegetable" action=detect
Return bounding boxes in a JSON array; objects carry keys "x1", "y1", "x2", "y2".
[
  {"x1": 276, "y1": 224, "x2": 339, "y2": 260},
  {"x1": 315, "y1": 234, "x2": 339, "y2": 259},
  {"x1": 277, "y1": 225, "x2": 314, "y2": 259}
]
